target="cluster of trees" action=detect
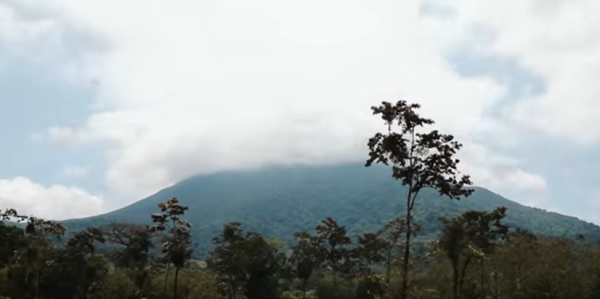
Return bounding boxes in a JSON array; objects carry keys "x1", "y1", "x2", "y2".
[
  {"x1": 1, "y1": 100, "x2": 598, "y2": 299},
  {"x1": 3, "y1": 200, "x2": 600, "y2": 299}
]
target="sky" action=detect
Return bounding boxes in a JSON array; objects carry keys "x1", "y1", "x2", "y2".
[{"x1": 0, "y1": 0, "x2": 599, "y2": 223}]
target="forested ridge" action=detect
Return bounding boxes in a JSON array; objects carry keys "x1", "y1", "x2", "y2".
[
  {"x1": 62, "y1": 163, "x2": 600, "y2": 255},
  {"x1": 3, "y1": 196, "x2": 600, "y2": 299},
  {"x1": 2, "y1": 100, "x2": 600, "y2": 299}
]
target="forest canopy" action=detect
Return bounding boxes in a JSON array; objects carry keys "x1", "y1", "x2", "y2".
[{"x1": 1, "y1": 100, "x2": 599, "y2": 299}]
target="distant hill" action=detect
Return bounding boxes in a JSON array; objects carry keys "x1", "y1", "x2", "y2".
[{"x1": 63, "y1": 163, "x2": 600, "y2": 254}]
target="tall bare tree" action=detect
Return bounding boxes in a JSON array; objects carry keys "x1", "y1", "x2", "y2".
[
  {"x1": 151, "y1": 197, "x2": 194, "y2": 299},
  {"x1": 366, "y1": 100, "x2": 473, "y2": 299}
]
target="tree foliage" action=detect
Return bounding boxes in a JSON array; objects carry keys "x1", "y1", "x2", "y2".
[
  {"x1": 151, "y1": 197, "x2": 194, "y2": 299},
  {"x1": 209, "y1": 222, "x2": 285, "y2": 299},
  {"x1": 366, "y1": 100, "x2": 474, "y2": 299},
  {"x1": 3, "y1": 202, "x2": 600, "y2": 299},
  {"x1": 434, "y1": 207, "x2": 509, "y2": 299}
]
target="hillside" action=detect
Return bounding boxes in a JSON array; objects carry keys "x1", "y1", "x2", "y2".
[{"x1": 63, "y1": 163, "x2": 600, "y2": 254}]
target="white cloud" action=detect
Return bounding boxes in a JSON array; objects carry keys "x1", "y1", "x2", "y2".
[
  {"x1": 60, "y1": 165, "x2": 91, "y2": 178},
  {"x1": 3, "y1": 0, "x2": 550, "y2": 209},
  {"x1": 0, "y1": 1, "x2": 94, "y2": 83},
  {"x1": 0, "y1": 3, "x2": 55, "y2": 44},
  {"x1": 0, "y1": 177, "x2": 105, "y2": 220},
  {"x1": 424, "y1": 0, "x2": 600, "y2": 146},
  {"x1": 458, "y1": 144, "x2": 548, "y2": 207}
]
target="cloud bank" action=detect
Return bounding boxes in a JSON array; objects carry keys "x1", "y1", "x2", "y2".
[
  {"x1": 0, "y1": 177, "x2": 104, "y2": 220},
  {"x1": 8, "y1": 0, "x2": 600, "y2": 218},
  {"x1": 40, "y1": 0, "x2": 513, "y2": 200}
]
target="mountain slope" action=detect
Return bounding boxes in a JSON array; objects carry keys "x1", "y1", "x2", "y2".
[{"x1": 64, "y1": 163, "x2": 600, "y2": 253}]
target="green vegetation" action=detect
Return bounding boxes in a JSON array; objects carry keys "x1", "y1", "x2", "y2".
[
  {"x1": 62, "y1": 163, "x2": 600, "y2": 255},
  {"x1": 2, "y1": 99, "x2": 600, "y2": 299},
  {"x1": 365, "y1": 100, "x2": 474, "y2": 299},
  {"x1": 3, "y1": 201, "x2": 600, "y2": 299}
]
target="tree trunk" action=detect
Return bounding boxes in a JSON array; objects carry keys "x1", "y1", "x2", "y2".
[
  {"x1": 163, "y1": 264, "x2": 170, "y2": 297},
  {"x1": 459, "y1": 255, "x2": 473, "y2": 299},
  {"x1": 228, "y1": 277, "x2": 236, "y2": 299},
  {"x1": 386, "y1": 249, "x2": 392, "y2": 285},
  {"x1": 34, "y1": 268, "x2": 40, "y2": 299},
  {"x1": 333, "y1": 271, "x2": 337, "y2": 287},
  {"x1": 332, "y1": 245, "x2": 338, "y2": 287},
  {"x1": 401, "y1": 203, "x2": 412, "y2": 299},
  {"x1": 479, "y1": 259, "x2": 486, "y2": 297},
  {"x1": 452, "y1": 264, "x2": 459, "y2": 299},
  {"x1": 174, "y1": 267, "x2": 180, "y2": 299},
  {"x1": 302, "y1": 278, "x2": 308, "y2": 299},
  {"x1": 136, "y1": 266, "x2": 148, "y2": 298},
  {"x1": 493, "y1": 270, "x2": 499, "y2": 299}
]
